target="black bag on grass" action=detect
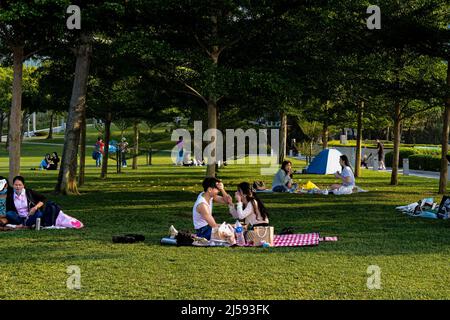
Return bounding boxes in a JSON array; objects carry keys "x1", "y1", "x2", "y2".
[
  {"x1": 176, "y1": 231, "x2": 194, "y2": 246},
  {"x1": 42, "y1": 200, "x2": 62, "y2": 227}
]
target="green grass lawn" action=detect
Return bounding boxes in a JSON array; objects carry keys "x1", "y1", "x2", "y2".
[{"x1": 0, "y1": 139, "x2": 449, "y2": 300}]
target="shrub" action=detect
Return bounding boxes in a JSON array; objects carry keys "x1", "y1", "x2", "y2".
[
  {"x1": 408, "y1": 154, "x2": 442, "y2": 172},
  {"x1": 385, "y1": 148, "x2": 416, "y2": 168}
]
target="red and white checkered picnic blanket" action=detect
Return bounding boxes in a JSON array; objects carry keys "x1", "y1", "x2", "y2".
[{"x1": 273, "y1": 233, "x2": 320, "y2": 247}]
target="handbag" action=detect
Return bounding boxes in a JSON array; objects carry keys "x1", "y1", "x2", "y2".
[
  {"x1": 253, "y1": 181, "x2": 266, "y2": 191},
  {"x1": 245, "y1": 226, "x2": 274, "y2": 246},
  {"x1": 210, "y1": 222, "x2": 236, "y2": 245}
]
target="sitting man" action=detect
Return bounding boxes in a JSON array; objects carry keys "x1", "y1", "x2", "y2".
[{"x1": 193, "y1": 177, "x2": 232, "y2": 240}]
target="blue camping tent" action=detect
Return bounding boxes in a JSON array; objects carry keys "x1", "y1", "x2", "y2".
[{"x1": 305, "y1": 149, "x2": 342, "y2": 174}]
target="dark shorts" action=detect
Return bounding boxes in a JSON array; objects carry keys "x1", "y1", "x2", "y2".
[{"x1": 196, "y1": 225, "x2": 212, "y2": 240}]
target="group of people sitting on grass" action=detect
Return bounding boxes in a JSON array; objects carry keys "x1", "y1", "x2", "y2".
[
  {"x1": 0, "y1": 176, "x2": 46, "y2": 230},
  {"x1": 271, "y1": 155, "x2": 355, "y2": 193},
  {"x1": 0, "y1": 175, "x2": 83, "y2": 231},
  {"x1": 38, "y1": 152, "x2": 60, "y2": 170},
  {"x1": 192, "y1": 154, "x2": 356, "y2": 240}
]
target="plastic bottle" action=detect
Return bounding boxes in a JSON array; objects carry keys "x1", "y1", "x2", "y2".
[{"x1": 234, "y1": 220, "x2": 245, "y2": 246}]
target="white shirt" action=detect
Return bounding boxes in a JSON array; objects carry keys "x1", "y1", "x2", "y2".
[
  {"x1": 229, "y1": 200, "x2": 269, "y2": 226},
  {"x1": 192, "y1": 192, "x2": 213, "y2": 230},
  {"x1": 341, "y1": 166, "x2": 355, "y2": 187},
  {"x1": 13, "y1": 189, "x2": 29, "y2": 218}
]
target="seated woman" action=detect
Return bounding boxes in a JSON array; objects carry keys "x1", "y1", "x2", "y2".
[
  {"x1": 48, "y1": 152, "x2": 60, "y2": 170},
  {"x1": 5, "y1": 176, "x2": 46, "y2": 228},
  {"x1": 228, "y1": 182, "x2": 269, "y2": 228},
  {"x1": 272, "y1": 160, "x2": 297, "y2": 192},
  {"x1": 330, "y1": 155, "x2": 355, "y2": 193},
  {"x1": 39, "y1": 154, "x2": 51, "y2": 170},
  {"x1": 193, "y1": 177, "x2": 232, "y2": 240}
]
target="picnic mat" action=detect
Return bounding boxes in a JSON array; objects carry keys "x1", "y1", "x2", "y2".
[
  {"x1": 273, "y1": 233, "x2": 320, "y2": 247},
  {"x1": 273, "y1": 233, "x2": 338, "y2": 247}
]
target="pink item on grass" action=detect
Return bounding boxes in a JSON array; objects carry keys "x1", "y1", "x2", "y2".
[
  {"x1": 55, "y1": 211, "x2": 84, "y2": 229},
  {"x1": 273, "y1": 233, "x2": 320, "y2": 247}
]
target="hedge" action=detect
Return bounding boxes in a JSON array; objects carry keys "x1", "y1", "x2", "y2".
[
  {"x1": 385, "y1": 148, "x2": 416, "y2": 168},
  {"x1": 385, "y1": 147, "x2": 442, "y2": 167},
  {"x1": 408, "y1": 154, "x2": 442, "y2": 172}
]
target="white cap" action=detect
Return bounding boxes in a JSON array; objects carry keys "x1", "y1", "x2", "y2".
[{"x1": 0, "y1": 179, "x2": 7, "y2": 190}]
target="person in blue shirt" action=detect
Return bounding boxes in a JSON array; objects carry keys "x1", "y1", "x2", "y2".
[{"x1": 272, "y1": 160, "x2": 297, "y2": 192}]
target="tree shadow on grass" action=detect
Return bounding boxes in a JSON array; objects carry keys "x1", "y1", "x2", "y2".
[{"x1": 1, "y1": 186, "x2": 448, "y2": 259}]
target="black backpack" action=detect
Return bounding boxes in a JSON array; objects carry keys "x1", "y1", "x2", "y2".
[{"x1": 42, "y1": 200, "x2": 62, "y2": 227}]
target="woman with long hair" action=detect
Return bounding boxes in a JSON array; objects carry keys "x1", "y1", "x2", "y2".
[
  {"x1": 48, "y1": 152, "x2": 60, "y2": 170},
  {"x1": 229, "y1": 182, "x2": 269, "y2": 227},
  {"x1": 330, "y1": 155, "x2": 355, "y2": 192},
  {"x1": 272, "y1": 160, "x2": 297, "y2": 192}
]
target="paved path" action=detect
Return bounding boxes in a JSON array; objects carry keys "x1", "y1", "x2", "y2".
[{"x1": 383, "y1": 168, "x2": 443, "y2": 180}]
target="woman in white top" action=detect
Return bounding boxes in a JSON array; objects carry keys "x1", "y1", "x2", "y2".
[
  {"x1": 330, "y1": 155, "x2": 355, "y2": 192},
  {"x1": 228, "y1": 182, "x2": 269, "y2": 227},
  {"x1": 193, "y1": 177, "x2": 232, "y2": 240}
]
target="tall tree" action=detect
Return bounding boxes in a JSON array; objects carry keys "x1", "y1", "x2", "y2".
[
  {"x1": 0, "y1": 0, "x2": 68, "y2": 182},
  {"x1": 56, "y1": 1, "x2": 128, "y2": 194},
  {"x1": 133, "y1": 0, "x2": 312, "y2": 177}
]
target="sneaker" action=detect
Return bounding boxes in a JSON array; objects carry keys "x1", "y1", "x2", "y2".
[{"x1": 169, "y1": 225, "x2": 178, "y2": 239}]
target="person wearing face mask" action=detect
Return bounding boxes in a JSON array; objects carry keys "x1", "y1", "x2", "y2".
[
  {"x1": 228, "y1": 182, "x2": 269, "y2": 228},
  {"x1": 5, "y1": 176, "x2": 46, "y2": 228},
  {"x1": 192, "y1": 177, "x2": 232, "y2": 240}
]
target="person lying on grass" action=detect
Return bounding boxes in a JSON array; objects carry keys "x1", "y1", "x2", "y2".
[
  {"x1": 193, "y1": 177, "x2": 232, "y2": 240},
  {"x1": 330, "y1": 155, "x2": 355, "y2": 192},
  {"x1": 228, "y1": 182, "x2": 269, "y2": 228},
  {"x1": 5, "y1": 176, "x2": 46, "y2": 229}
]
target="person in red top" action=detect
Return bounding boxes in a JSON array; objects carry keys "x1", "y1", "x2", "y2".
[{"x1": 95, "y1": 137, "x2": 105, "y2": 167}]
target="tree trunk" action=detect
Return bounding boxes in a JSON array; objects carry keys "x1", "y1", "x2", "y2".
[
  {"x1": 132, "y1": 120, "x2": 139, "y2": 170},
  {"x1": 386, "y1": 126, "x2": 390, "y2": 141},
  {"x1": 279, "y1": 112, "x2": 287, "y2": 164},
  {"x1": 322, "y1": 123, "x2": 329, "y2": 150},
  {"x1": 390, "y1": 102, "x2": 402, "y2": 185},
  {"x1": 101, "y1": 113, "x2": 112, "y2": 178},
  {"x1": 20, "y1": 113, "x2": 28, "y2": 143},
  {"x1": 56, "y1": 37, "x2": 92, "y2": 195},
  {"x1": 206, "y1": 100, "x2": 217, "y2": 177},
  {"x1": 355, "y1": 102, "x2": 364, "y2": 178},
  {"x1": 322, "y1": 101, "x2": 330, "y2": 149},
  {"x1": 5, "y1": 113, "x2": 10, "y2": 150},
  {"x1": 0, "y1": 112, "x2": 4, "y2": 143},
  {"x1": 47, "y1": 111, "x2": 54, "y2": 139},
  {"x1": 439, "y1": 62, "x2": 450, "y2": 194},
  {"x1": 78, "y1": 110, "x2": 86, "y2": 186},
  {"x1": 8, "y1": 46, "x2": 24, "y2": 183}
]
